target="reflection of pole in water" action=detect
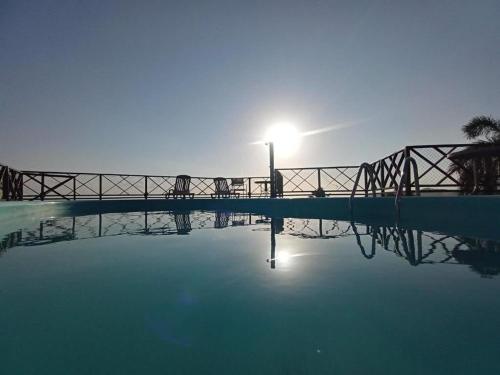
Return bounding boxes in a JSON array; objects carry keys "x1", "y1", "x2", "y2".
[
  {"x1": 98, "y1": 213, "x2": 102, "y2": 237},
  {"x1": 270, "y1": 218, "x2": 276, "y2": 269}
]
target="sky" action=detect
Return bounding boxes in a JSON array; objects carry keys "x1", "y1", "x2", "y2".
[{"x1": 1, "y1": 0, "x2": 499, "y2": 177}]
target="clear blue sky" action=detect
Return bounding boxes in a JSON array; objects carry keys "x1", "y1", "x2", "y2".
[{"x1": 1, "y1": 0, "x2": 499, "y2": 176}]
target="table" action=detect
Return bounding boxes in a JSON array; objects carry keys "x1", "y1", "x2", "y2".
[{"x1": 254, "y1": 180, "x2": 270, "y2": 195}]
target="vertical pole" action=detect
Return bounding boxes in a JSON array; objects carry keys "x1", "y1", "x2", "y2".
[
  {"x1": 144, "y1": 176, "x2": 148, "y2": 199},
  {"x1": 73, "y1": 177, "x2": 76, "y2": 200},
  {"x1": 317, "y1": 168, "x2": 322, "y2": 192},
  {"x1": 269, "y1": 142, "x2": 276, "y2": 198},
  {"x1": 248, "y1": 177, "x2": 252, "y2": 198},
  {"x1": 99, "y1": 174, "x2": 103, "y2": 200},
  {"x1": 270, "y1": 218, "x2": 276, "y2": 269},
  {"x1": 404, "y1": 146, "x2": 412, "y2": 196},
  {"x1": 41, "y1": 172, "x2": 45, "y2": 201}
]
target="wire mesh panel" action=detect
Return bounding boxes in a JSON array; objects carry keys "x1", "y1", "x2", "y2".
[
  {"x1": 146, "y1": 176, "x2": 175, "y2": 198},
  {"x1": 407, "y1": 145, "x2": 471, "y2": 192},
  {"x1": 23, "y1": 172, "x2": 76, "y2": 200},
  {"x1": 278, "y1": 168, "x2": 319, "y2": 195},
  {"x1": 321, "y1": 167, "x2": 363, "y2": 195},
  {"x1": 189, "y1": 178, "x2": 215, "y2": 197}
]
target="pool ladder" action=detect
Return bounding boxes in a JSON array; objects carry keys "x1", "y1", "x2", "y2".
[{"x1": 349, "y1": 157, "x2": 420, "y2": 217}]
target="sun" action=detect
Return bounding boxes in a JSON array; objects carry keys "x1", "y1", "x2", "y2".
[{"x1": 264, "y1": 122, "x2": 301, "y2": 158}]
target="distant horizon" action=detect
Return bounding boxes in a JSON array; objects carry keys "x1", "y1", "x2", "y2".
[
  {"x1": 1, "y1": 0, "x2": 499, "y2": 176},
  {"x1": 4, "y1": 138, "x2": 477, "y2": 178}
]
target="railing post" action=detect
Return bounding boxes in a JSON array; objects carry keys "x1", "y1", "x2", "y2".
[
  {"x1": 73, "y1": 176, "x2": 76, "y2": 200},
  {"x1": 404, "y1": 146, "x2": 412, "y2": 196},
  {"x1": 248, "y1": 177, "x2": 252, "y2": 198},
  {"x1": 144, "y1": 176, "x2": 148, "y2": 199},
  {"x1": 17, "y1": 172, "x2": 23, "y2": 201},
  {"x1": 380, "y1": 161, "x2": 385, "y2": 197},
  {"x1": 1, "y1": 167, "x2": 9, "y2": 200},
  {"x1": 99, "y1": 174, "x2": 103, "y2": 200},
  {"x1": 317, "y1": 168, "x2": 322, "y2": 191},
  {"x1": 40, "y1": 172, "x2": 45, "y2": 201},
  {"x1": 363, "y1": 168, "x2": 368, "y2": 197}
]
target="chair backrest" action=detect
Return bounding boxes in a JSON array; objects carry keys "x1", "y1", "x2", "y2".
[
  {"x1": 213, "y1": 177, "x2": 230, "y2": 194},
  {"x1": 214, "y1": 211, "x2": 230, "y2": 228},
  {"x1": 174, "y1": 213, "x2": 192, "y2": 234},
  {"x1": 174, "y1": 175, "x2": 191, "y2": 193},
  {"x1": 231, "y1": 178, "x2": 244, "y2": 187}
]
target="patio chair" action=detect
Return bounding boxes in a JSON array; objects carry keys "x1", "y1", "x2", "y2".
[
  {"x1": 174, "y1": 213, "x2": 192, "y2": 234},
  {"x1": 230, "y1": 178, "x2": 246, "y2": 196},
  {"x1": 166, "y1": 175, "x2": 194, "y2": 199},
  {"x1": 211, "y1": 177, "x2": 239, "y2": 198},
  {"x1": 214, "y1": 211, "x2": 231, "y2": 228}
]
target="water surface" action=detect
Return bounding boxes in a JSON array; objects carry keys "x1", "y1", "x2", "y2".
[{"x1": 1, "y1": 210, "x2": 499, "y2": 374}]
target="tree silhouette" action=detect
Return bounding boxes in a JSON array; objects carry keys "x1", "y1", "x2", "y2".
[{"x1": 449, "y1": 116, "x2": 500, "y2": 194}]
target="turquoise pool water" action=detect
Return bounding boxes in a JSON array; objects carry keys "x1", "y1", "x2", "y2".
[{"x1": 1, "y1": 209, "x2": 500, "y2": 374}]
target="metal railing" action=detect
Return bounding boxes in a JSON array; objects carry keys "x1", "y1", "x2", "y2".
[
  {"x1": 0, "y1": 164, "x2": 23, "y2": 201},
  {"x1": 1, "y1": 143, "x2": 498, "y2": 201},
  {"x1": 277, "y1": 143, "x2": 498, "y2": 197},
  {"x1": 19, "y1": 171, "x2": 270, "y2": 201}
]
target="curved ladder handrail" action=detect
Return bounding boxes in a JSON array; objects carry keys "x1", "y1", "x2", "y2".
[
  {"x1": 349, "y1": 163, "x2": 377, "y2": 211},
  {"x1": 395, "y1": 157, "x2": 420, "y2": 216}
]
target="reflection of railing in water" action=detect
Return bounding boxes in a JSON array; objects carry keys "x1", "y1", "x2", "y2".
[
  {"x1": 2, "y1": 214, "x2": 499, "y2": 278},
  {"x1": 276, "y1": 219, "x2": 500, "y2": 277},
  {"x1": 348, "y1": 223, "x2": 500, "y2": 277},
  {"x1": 0, "y1": 212, "x2": 259, "y2": 249}
]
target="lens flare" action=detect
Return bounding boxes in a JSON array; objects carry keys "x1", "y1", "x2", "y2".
[{"x1": 264, "y1": 122, "x2": 301, "y2": 158}]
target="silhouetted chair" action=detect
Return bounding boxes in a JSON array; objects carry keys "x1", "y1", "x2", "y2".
[
  {"x1": 211, "y1": 177, "x2": 239, "y2": 198},
  {"x1": 174, "y1": 213, "x2": 192, "y2": 234},
  {"x1": 214, "y1": 211, "x2": 230, "y2": 228},
  {"x1": 230, "y1": 178, "x2": 246, "y2": 196},
  {"x1": 166, "y1": 175, "x2": 194, "y2": 199}
]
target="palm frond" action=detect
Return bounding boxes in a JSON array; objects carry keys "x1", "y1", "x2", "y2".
[{"x1": 462, "y1": 116, "x2": 500, "y2": 141}]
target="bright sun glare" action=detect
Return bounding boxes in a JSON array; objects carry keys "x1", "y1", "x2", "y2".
[{"x1": 264, "y1": 122, "x2": 301, "y2": 158}]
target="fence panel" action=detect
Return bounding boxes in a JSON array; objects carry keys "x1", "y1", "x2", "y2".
[{"x1": 3, "y1": 143, "x2": 498, "y2": 200}]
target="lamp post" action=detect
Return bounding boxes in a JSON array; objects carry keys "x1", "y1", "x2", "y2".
[{"x1": 267, "y1": 142, "x2": 277, "y2": 198}]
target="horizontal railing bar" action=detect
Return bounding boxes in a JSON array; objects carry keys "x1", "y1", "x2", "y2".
[
  {"x1": 21, "y1": 170, "x2": 268, "y2": 180},
  {"x1": 277, "y1": 166, "x2": 360, "y2": 170}
]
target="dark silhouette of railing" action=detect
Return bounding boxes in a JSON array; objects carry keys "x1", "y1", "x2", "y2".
[
  {"x1": 2, "y1": 213, "x2": 498, "y2": 277},
  {"x1": 0, "y1": 164, "x2": 23, "y2": 200},
  {"x1": 277, "y1": 143, "x2": 498, "y2": 197},
  {"x1": 18, "y1": 171, "x2": 271, "y2": 201},
  {"x1": 1, "y1": 144, "x2": 498, "y2": 200}
]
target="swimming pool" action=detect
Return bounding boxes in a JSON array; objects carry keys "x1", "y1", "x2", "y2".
[{"x1": 1, "y1": 198, "x2": 499, "y2": 374}]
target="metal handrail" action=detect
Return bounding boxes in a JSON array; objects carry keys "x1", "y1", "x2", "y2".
[
  {"x1": 395, "y1": 156, "x2": 420, "y2": 215},
  {"x1": 349, "y1": 163, "x2": 377, "y2": 210}
]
